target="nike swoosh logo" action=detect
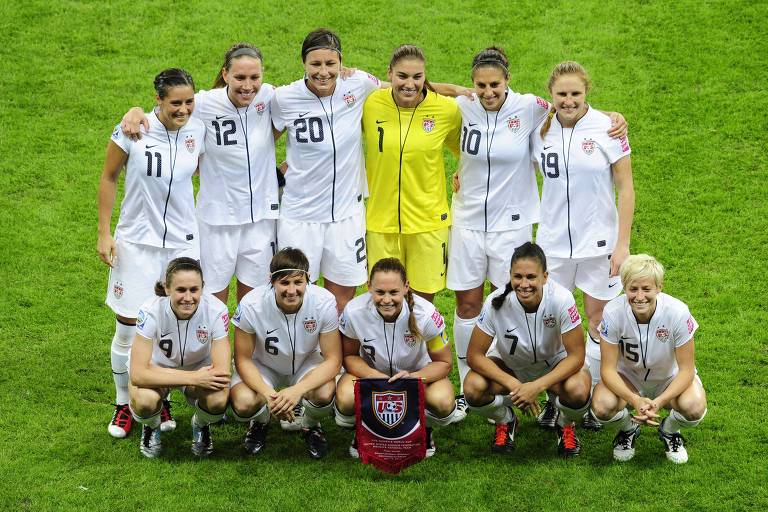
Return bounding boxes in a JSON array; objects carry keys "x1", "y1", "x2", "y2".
[
  {"x1": 468, "y1": 122, "x2": 477, "y2": 127},
  {"x1": 298, "y1": 112, "x2": 310, "y2": 118},
  {"x1": 215, "y1": 115, "x2": 227, "y2": 120},
  {"x1": 267, "y1": 328, "x2": 278, "y2": 334},
  {"x1": 619, "y1": 336, "x2": 630, "y2": 341},
  {"x1": 608, "y1": 283, "x2": 618, "y2": 288},
  {"x1": 543, "y1": 145, "x2": 553, "y2": 150},
  {"x1": 161, "y1": 332, "x2": 172, "y2": 338},
  {"x1": 505, "y1": 328, "x2": 517, "y2": 333},
  {"x1": 363, "y1": 338, "x2": 374, "y2": 343},
  {"x1": 375, "y1": 120, "x2": 387, "y2": 124},
  {"x1": 146, "y1": 144, "x2": 158, "y2": 149},
  {"x1": 457, "y1": 356, "x2": 467, "y2": 360}
]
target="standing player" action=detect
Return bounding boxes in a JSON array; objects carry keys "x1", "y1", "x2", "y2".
[
  {"x1": 464, "y1": 243, "x2": 591, "y2": 457},
  {"x1": 448, "y1": 49, "x2": 628, "y2": 422},
  {"x1": 228, "y1": 248, "x2": 342, "y2": 459},
  {"x1": 120, "y1": 43, "x2": 279, "y2": 304},
  {"x1": 591, "y1": 254, "x2": 707, "y2": 463},
  {"x1": 129, "y1": 258, "x2": 230, "y2": 458},
  {"x1": 271, "y1": 29, "x2": 383, "y2": 314},
  {"x1": 531, "y1": 61, "x2": 635, "y2": 429},
  {"x1": 98, "y1": 69, "x2": 206, "y2": 438},
  {"x1": 362, "y1": 44, "x2": 462, "y2": 303},
  {"x1": 334, "y1": 258, "x2": 455, "y2": 457}
]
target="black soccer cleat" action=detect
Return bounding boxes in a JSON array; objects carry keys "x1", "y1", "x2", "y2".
[{"x1": 303, "y1": 426, "x2": 328, "y2": 460}]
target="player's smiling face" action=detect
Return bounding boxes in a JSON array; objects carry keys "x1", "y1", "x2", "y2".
[
  {"x1": 166, "y1": 270, "x2": 203, "y2": 320},
  {"x1": 369, "y1": 271, "x2": 408, "y2": 322},
  {"x1": 223, "y1": 56, "x2": 263, "y2": 107},
  {"x1": 388, "y1": 58, "x2": 426, "y2": 108},
  {"x1": 625, "y1": 276, "x2": 661, "y2": 322},
  {"x1": 303, "y1": 48, "x2": 340, "y2": 97},
  {"x1": 473, "y1": 67, "x2": 508, "y2": 112},
  {"x1": 550, "y1": 74, "x2": 588, "y2": 127},
  {"x1": 510, "y1": 258, "x2": 548, "y2": 312},
  {"x1": 274, "y1": 272, "x2": 308, "y2": 314},
  {"x1": 156, "y1": 85, "x2": 195, "y2": 130}
]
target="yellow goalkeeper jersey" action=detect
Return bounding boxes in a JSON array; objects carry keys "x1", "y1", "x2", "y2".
[{"x1": 363, "y1": 88, "x2": 461, "y2": 234}]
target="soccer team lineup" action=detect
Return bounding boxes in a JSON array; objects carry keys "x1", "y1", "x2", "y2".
[{"x1": 97, "y1": 27, "x2": 706, "y2": 467}]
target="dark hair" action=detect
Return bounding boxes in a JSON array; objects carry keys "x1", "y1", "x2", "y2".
[
  {"x1": 213, "y1": 42, "x2": 263, "y2": 89},
  {"x1": 301, "y1": 28, "x2": 342, "y2": 62},
  {"x1": 540, "y1": 61, "x2": 591, "y2": 137},
  {"x1": 471, "y1": 46, "x2": 509, "y2": 79},
  {"x1": 153, "y1": 68, "x2": 195, "y2": 99},
  {"x1": 369, "y1": 258, "x2": 421, "y2": 340},
  {"x1": 388, "y1": 44, "x2": 434, "y2": 93},
  {"x1": 491, "y1": 242, "x2": 547, "y2": 310},
  {"x1": 155, "y1": 257, "x2": 203, "y2": 296},
  {"x1": 269, "y1": 247, "x2": 310, "y2": 284}
]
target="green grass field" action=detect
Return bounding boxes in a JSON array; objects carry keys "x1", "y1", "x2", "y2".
[{"x1": 1, "y1": 0, "x2": 767, "y2": 510}]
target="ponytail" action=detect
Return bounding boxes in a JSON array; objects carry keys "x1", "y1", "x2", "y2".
[
  {"x1": 405, "y1": 289, "x2": 423, "y2": 340},
  {"x1": 491, "y1": 282, "x2": 513, "y2": 310},
  {"x1": 539, "y1": 106, "x2": 557, "y2": 138}
]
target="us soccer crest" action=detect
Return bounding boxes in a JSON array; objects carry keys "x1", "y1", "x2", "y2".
[
  {"x1": 185, "y1": 135, "x2": 196, "y2": 153},
  {"x1": 113, "y1": 281, "x2": 124, "y2": 299},
  {"x1": 304, "y1": 318, "x2": 317, "y2": 333},
  {"x1": 254, "y1": 102, "x2": 266, "y2": 115},
  {"x1": 196, "y1": 325, "x2": 209, "y2": 344},
  {"x1": 543, "y1": 314, "x2": 556, "y2": 328},
  {"x1": 656, "y1": 327, "x2": 669, "y2": 343},
  {"x1": 404, "y1": 332, "x2": 417, "y2": 348},
  {"x1": 581, "y1": 139, "x2": 595, "y2": 155},
  {"x1": 373, "y1": 391, "x2": 407, "y2": 428},
  {"x1": 422, "y1": 118, "x2": 435, "y2": 133},
  {"x1": 507, "y1": 115, "x2": 520, "y2": 132},
  {"x1": 343, "y1": 92, "x2": 356, "y2": 106}
]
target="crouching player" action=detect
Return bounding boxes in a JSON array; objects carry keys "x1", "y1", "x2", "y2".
[
  {"x1": 591, "y1": 254, "x2": 707, "y2": 464},
  {"x1": 129, "y1": 258, "x2": 231, "y2": 458},
  {"x1": 464, "y1": 242, "x2": 591, "y2": 457},
  {"x1": 229, "y1": 248, "x2": 342, "y2": 459},
  {"x1": 334, "y1": 258, "x2": 456, "y2": 457}
]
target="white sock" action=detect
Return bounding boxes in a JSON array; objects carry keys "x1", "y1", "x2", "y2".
[
  {"x1": 426, "y1": 403, "x2": 457, "y2": 428},
  {"x1": 555, "y1": 396, "x2": 590, "y2": 426},
  {"x1": 334, "y1": 404, "x2": 355, "y2": 429},
  {"x1": 131, "y1": 407, "x2": 161, "y2": 429},
  {"x1": 192, "y1": 402, "x2": 225, "y2": 427},
  {"x1": 453, "y1": 312, "x2": 478, "y2": 394},
  {"x1": 111, "y1": 320, "x2": 134, "y2": 405},
  {"x1": 596, "y1": 408, "x2": 633, "y2": 431},
  {"x1": 469, "y1": 395, "x2": 512, "y2": 424},
  {"x1": 301, "y1": 398, "x2": 334, "y2": 428},
  {"x1": 229, "y1": 403, "x2": 268, "y2": 424},
  {"x1": 663, "y1": 408, "x2": 707, "y2": 433}
]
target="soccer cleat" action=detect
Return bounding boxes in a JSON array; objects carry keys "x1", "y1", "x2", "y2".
[
  {"x1": 557, "y1": 423, "x2": 582, "y2": 457},
  {"x1": 108, "y1": 404, "x2": 133, "y2": 438},
  {"x1": 536, "y1": 400, "x2": 559, "y2": 430},
  {"x1": 280, "y1": 403, "x2": 305, "y2": 431},
  {"x1": 492, "y1": 409, "x2": 518, "y2": 454},
  {"x1": 451, "y1": 395, "x2": 468, "y2": 424},
  {"x1": 659, "y1": 418, "x2": 688, "y2": 464},
  {"x1": 349, "y1": 434, "x2": 359, "y2": 459},
  {"x1": 244, "y1": 421, "x2": 268, "y2": 456},
  {"x1": 303, "y1": 426, "x2": 328, "y2": 459},
  {"x1": 613, "y1": 424, "x2": 641, "y2": 462},
  {"x1": 425, "y1": 427, "x2": 436, "y2": 457},
  {"x1": 581, "y1": 409, "x2": 602, "y2": 432},
  {"x1": 160, "y1": 399, "x2": 176, "y2": 433},
  {"x1": 139, "y1": 425, "x2": 161, "y2": 458},
  {"x1": 191, "y1": 423, "x2": 214, "y2": 457}
]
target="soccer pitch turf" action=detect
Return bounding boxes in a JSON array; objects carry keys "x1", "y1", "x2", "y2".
[{"x1": 0, "y1": 1, "x2": 766, "y2": 510}]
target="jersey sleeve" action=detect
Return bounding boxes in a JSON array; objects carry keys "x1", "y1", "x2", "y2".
[
  {"x1": 211, "y1": 304, "x2": 230, "y2": 341},
  {"x1": 525, "y1": 93, "x2": 551, "y2": 131},
  {"x1": 356, "y1": 69, "x2": 381, "y2": 97},
  {"x1": 476, "y1": 296, "x2": 497, "y2": 337},
  {"x1": 318, "y1": 296, "x2": 340, "y2": 333},
  {"x1": 135, "y1": 303, "x2": 157, "y2": 340},
  {"x1": 672, "y1": 306, "x2": 698, "y2": 348},
  {"x1": 598, "y1": 303, "x2": 621, "y2": 344},
  {"x1": 557, "y1": 292, "x2": 583, "y2": 334},
  {"x1": 597, "y1": 120, "x2": 631, "y2": 164},
  {"x1": 338, "y1": 307, "x2": 358, "y2": 340},
  {"x1": 419, "y1": 304, "x2": 446, "y2": 342},
  {"x1": 270, "y1": 91, "x2": 287, "y2": 131},
  {"x1": 110, "y1": 123, "x2": 132, "y2": 154},
  {"x1": 231, "y1": 301, "x2": 255, "y2": 334}
]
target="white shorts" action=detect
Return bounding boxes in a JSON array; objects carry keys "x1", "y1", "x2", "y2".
[
  {"x1": 106, "y1": 238, "x2": 199, "y2": 318},
  {"x1": 586, "y1": 354, "x2": 601, "y2": 386},
  {"x1": 198, "y1": 218, "x2": 276, "y2": 292},
  {"x1": 621, "y1": 372, "x2": 702, "y2": 400},
  {"x1": 230, "y1": 351, "x2": 324, "y2": 390},
  {"x1": 547, "y1": 255, "x2": 621, "y2": 301},
  {"x1": 488, "y1": 348, "x2": 567, "y2": 384},
  {"x1": 447, "y1": 225, "x2": 532, "y2": 291},
  {"x1": 277, "y1": 211, "x2": 367, "y2": 286}
]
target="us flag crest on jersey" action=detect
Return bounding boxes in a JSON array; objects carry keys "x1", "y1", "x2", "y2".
[
  {"x1": 303, "y1": 318, "x2": 317, "y2": 333},
  {"x1": 343, "y1": 92, "x2": 356, "y2": 106},
  {"x1": 254, "y1": 102, "x2": 266, "y2": 115},
  {"x1": 185, "y1": 135, "x2": 196, "y2": 153},
  {"x1": 543, "y1": 314, "x2": 556, "y2": 328},
  {"x1": 196, "y1": 326, "x2": 209, "y2": 344},
  {"x1": 581, "y1": 139, "x2": 595, "y2": 155},
  {"x1": 656, "y1": 327, "x2": 669, "y2": 343},
  {"x1": 422, "y1": 118, "x2": 435, "y2": 133},
  {"x1": 507, "y1": 116, "x2": 520, "y2": 132},
  {"x1": 113, "y1": 281, "x2": 124, "y2": 299},
  {"x1": 355, "y1": 378, "x2": 426, "y2": 474},
  {"x1": 404, "y1": 332, "x2": 417, "y2": 348}
]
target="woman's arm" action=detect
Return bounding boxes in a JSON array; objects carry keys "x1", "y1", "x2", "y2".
[
  {"x1": 407, "y1": 340, "x2": 452, "y2": 383},
  {"x1": 96, "y1": 141, "x2": 128, "y2": 267},
  {"x1": 120, "y1": 107, "x2": 150, "y2": 141},
  {"x1": 342, "y1": 334, "x2": 389, "y2": 379},
  {"x1": 610, "y1": 155, "x2": 635, "y2": 276},
  {"x1": 652, "y1": 338, "x2": 696, "y2": 411},
  {"x1": 233, "y1": 327, "x2": 275, "y2": 397},
  {"x1": 467, "y1": 326, "x2": 520, "y2": 392}
]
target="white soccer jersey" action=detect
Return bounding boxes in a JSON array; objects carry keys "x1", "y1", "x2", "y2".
[
  {"x1": 452, "y1": 91, "x2": 550, "y2": 232},
  {"x1": 599, "y1": 292, "x2": 698, "y2": 383},
  {"x1": 339, "y1": 293, "x2": 447, "y2": 376},
  {"x1": 111, "y1": 111, "x2": 205, "y2": 249},
  {"x1": 135, "y1": 294, "x2": 229, "y2": 370},
  {"x1": 232, "y1": 283, "x2": 338, "y2": 376},
  {"x1": 476, "y1": 281, "x2": 582, "y2": 370},
  {"x1": 194, "y1": 86, "x2": 280, "y2": 225},
  {"x1": 271, "y1": 70, "x2": 380, "y2": 222},
  {"x1": 531, "y1": 106, "x2": 631, "y2": 258}
]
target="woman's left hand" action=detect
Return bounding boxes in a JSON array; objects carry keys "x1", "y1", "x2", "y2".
[
  {"x1": 387, "y1": 370, "x2": 411, "y2": 383},
  {"x1": 451, "y1": 172, "x2": 460, "y2": 193},
  {"x1": 610, "y1": 245, "x2": 630, "y2": 277},
  {"x1": 508, "y1": 382, "x2": 541, "y2": 411},
  {"x1": 269, "y1": 386, "x2": 303, "y2": 417},
  {"x1": 607, "y1": 112, "x2": 628, "y2": 138}
]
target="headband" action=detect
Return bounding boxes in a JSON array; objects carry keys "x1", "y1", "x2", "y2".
[
  {"x1": 230, "y1": 47, "x2": 261, "y2": 60},
  {"x1": 303, "y1": 45, "x2": 342, "y2": 57},
  {"x1": 270, "y1": 268, "x2": 309, "y2": 277},
  {"x1": 472, "y1": 59, "x2": 509, "y2": 73}
]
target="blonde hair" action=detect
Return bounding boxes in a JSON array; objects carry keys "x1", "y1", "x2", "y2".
[
  {"x1": 539, "y1": 61, "x2": 591, "y2": 138},
  {"x1": 620, "y1": 254, "x2": 665, "y2": 289}
]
